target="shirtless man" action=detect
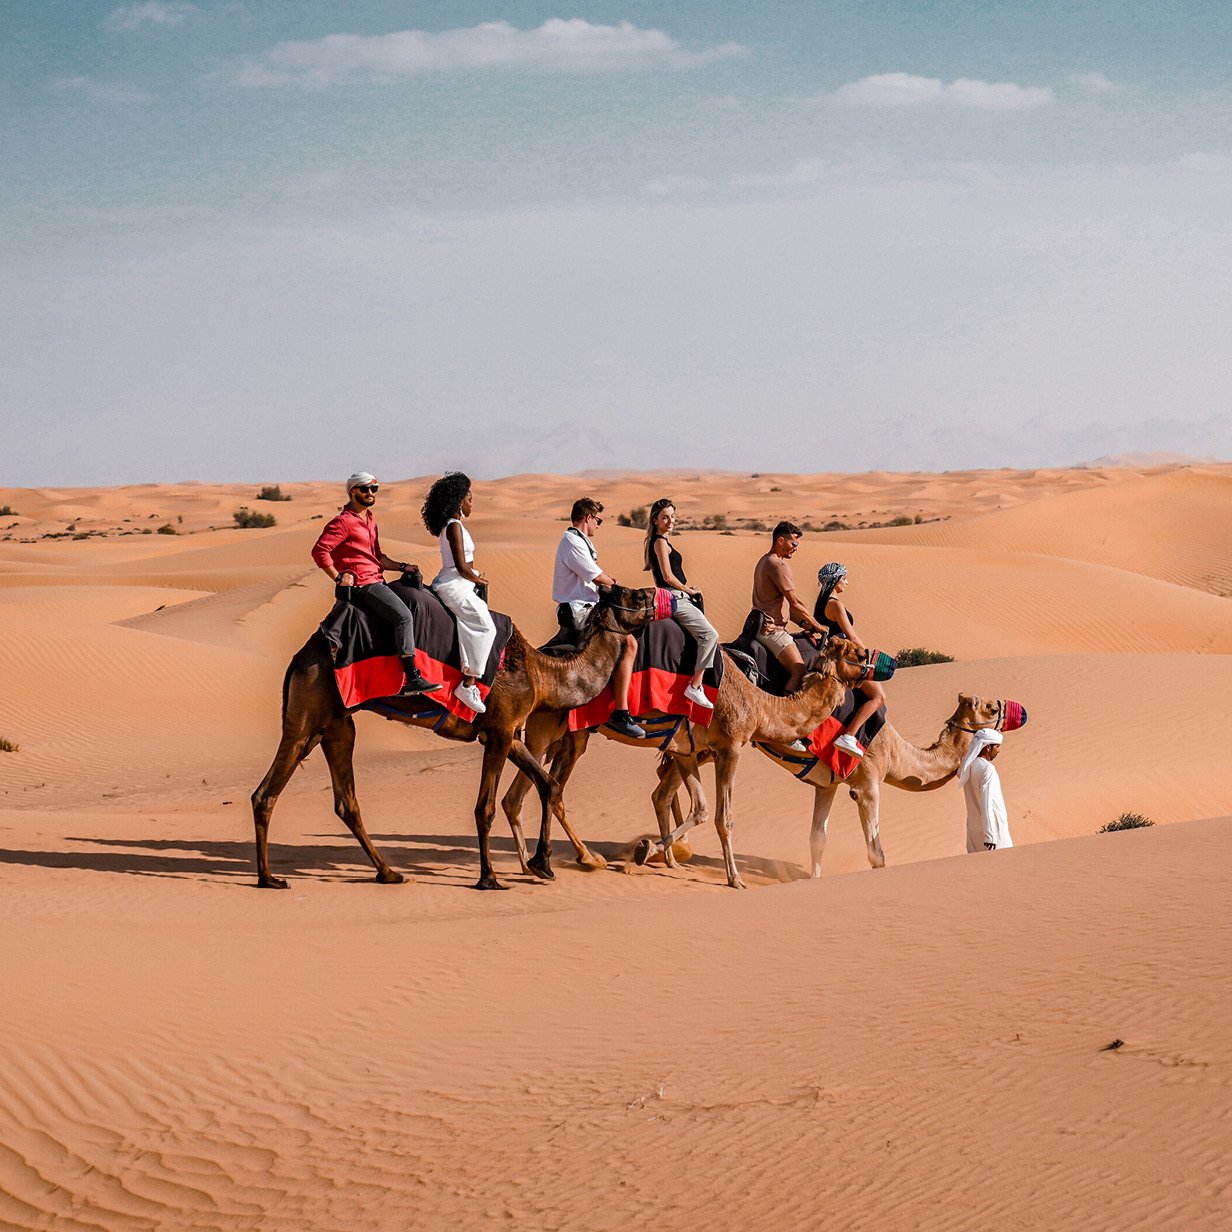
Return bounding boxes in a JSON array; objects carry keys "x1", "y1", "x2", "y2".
[{"x1": 750, "y1": 520, "x2": 829, "y2": 693}]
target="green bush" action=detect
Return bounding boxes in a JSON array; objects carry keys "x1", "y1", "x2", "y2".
[
  {"x1": 895, "y1": 648, "x2": 955, "y2": 668},
  {"x1": 156, "y1": 523, "x2": 178, "y2": 535},
  {"x1": 0, "y1": 505, "x2": 15, "y2": 516},
  {"x1": 0, "y1": 737, "x2": 18, "y2": 753},
  {"x1": 257, "y1": 484, "x2": 291, "y2": 502},
  {"x1": 233, "y1": 507, "x2": 277, "y2": 529},
  {"x1": 1099, "y1": 812, "x2": 1155, "y2": 833}
]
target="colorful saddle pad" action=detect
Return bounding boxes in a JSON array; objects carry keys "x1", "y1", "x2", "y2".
[
  {"x1": 318, "y1": 580, "x2": 512, "y2": 719},
  {"x1": 563, "y1": 615, "x2": 723, "y2": 732},
  {"x1": 754, "y1": 688, "x2": 888, "y2": 782}
]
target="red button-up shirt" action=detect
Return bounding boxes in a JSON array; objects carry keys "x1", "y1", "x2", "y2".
[{"x1": 311, "y1": 507, "x2": 387, "y2": 586}]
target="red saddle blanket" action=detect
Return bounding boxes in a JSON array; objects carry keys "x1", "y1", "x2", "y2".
[
  {"x1": 564, "y1": 617, "x2": 723, "y2": 731},
  {"x1": 318, "y1": 580, "x2": 512, "y2": 719}
]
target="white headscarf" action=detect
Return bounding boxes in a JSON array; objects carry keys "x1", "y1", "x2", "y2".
[
  {"x1": 958, "y1": 727, "x2": 1003, "y2": 785},
  {"x1": 345, "y1": 471, "x2": 377, "y2": 495}
]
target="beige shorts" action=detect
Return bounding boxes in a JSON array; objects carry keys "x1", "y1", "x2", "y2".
[{"x1": 755, "y1": 627, "x2": 795, "y2": 658}]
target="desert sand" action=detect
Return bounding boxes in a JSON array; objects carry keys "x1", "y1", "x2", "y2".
[{"x1": 1, "y1": 463, "x2": 1229, "y2": 1230}]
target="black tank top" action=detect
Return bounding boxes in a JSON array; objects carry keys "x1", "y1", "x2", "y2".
[
  {"x1": 814, "y1": 595, "x2": 854, "y2": 640},
  {"x1": 650, "y1": 533, "x2": 687, "y2": 588}
]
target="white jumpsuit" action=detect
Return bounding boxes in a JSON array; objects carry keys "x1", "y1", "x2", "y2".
[{"x1": 432, "y1": 518, "x2": 496, "y2": 677}]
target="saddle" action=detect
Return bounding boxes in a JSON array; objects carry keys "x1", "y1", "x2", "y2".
[
  {"x1": 553, "y1": 610, "x2": 723, "y2": 733},
  {"x1": 724, "y1": 610, "x2": 822, "y2": 696},
  {"x1": 318, "y1": 577, "x2": 512, "y2": 717}
]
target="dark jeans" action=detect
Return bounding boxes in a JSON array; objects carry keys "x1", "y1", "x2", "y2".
[{"x1": 350, "y1": 581, "x2": 417, "y2": 658}]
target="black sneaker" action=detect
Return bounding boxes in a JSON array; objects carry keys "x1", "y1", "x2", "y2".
[
  {"x1": 400, "y1": 665, "x2": 441, "y2": 696},
  {"x1": 607, "y1": 710, "x2": 646, "y2": 739}
]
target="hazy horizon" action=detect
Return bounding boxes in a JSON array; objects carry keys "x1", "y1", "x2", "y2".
[{"x1": 5, "y1": 2, "x2": 1231, "y2": 485}]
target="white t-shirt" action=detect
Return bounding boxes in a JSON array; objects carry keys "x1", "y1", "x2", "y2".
[{"x1": 553, "y1": 527, "x2": 602, "y2": 605}]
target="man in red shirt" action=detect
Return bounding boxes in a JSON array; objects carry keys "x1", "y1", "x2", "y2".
[{"x1": 312, "y1": 472, "x2": 440, "y2": 696}]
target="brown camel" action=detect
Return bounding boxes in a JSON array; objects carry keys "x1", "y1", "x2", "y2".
[
  {"x1": 658, "y1": 692, "x2": 1021, "y2": 875},
  {"x1": 499, "y1": 637, "x2": 871, "y2": 889},
  {"x1": 250, "y1": 584, "x2": 659, "y2": 891}
]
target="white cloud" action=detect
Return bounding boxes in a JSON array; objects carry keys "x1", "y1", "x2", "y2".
[
  {"x1": 221, "y1": 20, "x2": 746, "y2": 87},
  {"x1": 105, "y1": 2, "x2": 196, "y2": 29},
  {"x1": 731, "y1": 157, "x2": 827, "y2": 188},
  {"x1": 835, "y1": 72, "x2": 1051, "y2": 110},
  {"x1": 641, "y1": 174, "x2": 710, "y2": 197},
  {"x1": 1069, "y1": 71, "x2": 1123, "y2": 94},
  {"x1": 53, "y1": 75, "x2": 151, "y2": 105}
]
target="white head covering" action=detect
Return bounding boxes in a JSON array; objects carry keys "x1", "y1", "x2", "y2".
[
  {"x1": 958, "y1": 727, "x2": 1003, "y2": 785},
  {"x1": 345, "y1": 471, "x2": 377, "y2": 494}
]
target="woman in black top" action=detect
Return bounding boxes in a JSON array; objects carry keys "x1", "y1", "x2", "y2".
[
  {"x1": 643, "y1": 498, "x2": 719, "y2": 709},
  {"x1": 815, "y1": 561, "x2": 886, "y2": 758}
]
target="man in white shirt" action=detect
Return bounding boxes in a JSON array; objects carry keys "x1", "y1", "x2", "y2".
[
  {"x1": 959, "y1": 728, "x2": 1014, "y2": 852},
  {"x1": 553, "y1": 497, "x2": 644, "y2": 738}
]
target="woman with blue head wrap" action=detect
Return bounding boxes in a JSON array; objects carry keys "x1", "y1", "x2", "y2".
[{"x1": 813, "y1": 561, "x2": 889, "y2": 759}]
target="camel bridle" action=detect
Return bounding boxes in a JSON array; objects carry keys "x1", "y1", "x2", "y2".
[{"x1": 947, "y1": 698, "x2": 1007, "y2": 733}]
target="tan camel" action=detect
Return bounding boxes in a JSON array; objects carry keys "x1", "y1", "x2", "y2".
[
  {"x1": 499, "y1": 637, "x2": 871, "y2": 889},
  {"x1": 658, "y1": 692, "x2": 1021, "y2": 875},
  {"x1": 250, "y1": 584, "x2": 659, "y2": 891}
]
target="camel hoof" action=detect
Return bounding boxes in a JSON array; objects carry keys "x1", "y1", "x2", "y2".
[
  {"x1": 527, "y1": 855, "x2": 555, "y2": 881},
  {"x1": 632, "y1": 837, "x2": 655, "y2": 867},
  {"x1": 258, "y1": 876, "x2": 289, "y2": 890},
  {"x1": 376, "y1": 869, "x2": 405, "y2": 885},
  {"x1": 475, "y1": 876, "x2": 508, "y2": 891},
  {"x1": 729, "y1": 878, "x2": 748, "y2": 890},
  {"x1": 577, "y1": 851, "x2": 607, "y2": 870}
]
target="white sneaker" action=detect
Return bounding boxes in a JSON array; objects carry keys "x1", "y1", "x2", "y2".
[
  {"x1": 454, "y1": 681, "x2": 486, "y2": 713},
  {"x1": 834, "y1": 733, "x2": 864, "y2": 757},
  {"x1": 683, "y1": 682, "x2": 714, "y2": 710}
]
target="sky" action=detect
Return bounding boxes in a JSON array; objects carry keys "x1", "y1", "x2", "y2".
[{"x1": 3, "y1": 1, "x2": 1231, "y2": 485}]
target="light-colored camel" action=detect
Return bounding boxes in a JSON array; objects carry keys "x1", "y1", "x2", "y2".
[
  {"x1": 658, "y1": 692, "x2": 1020, "y2": 875},
  {"x1": 250, "y1": 584, "x2": 659, "y2": 891},
  {"x1": 499, "y1": 637, "x2": 871, "y2": 889}
]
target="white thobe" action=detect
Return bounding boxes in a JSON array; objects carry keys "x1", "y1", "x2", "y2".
[{"x1": 963, "y1": 757, "x2": 1013, "y2": 852}]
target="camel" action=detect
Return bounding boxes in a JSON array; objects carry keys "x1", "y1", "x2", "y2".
[
  {"x1": 250, "y1": 584, "x2": 659, "y2": 891},
  {"x1": 657, "y1": 692, "x2": 1024, "y2": 876},
  {"x1": 498, "y1": 637, "x2": 872, "y2": 889}
]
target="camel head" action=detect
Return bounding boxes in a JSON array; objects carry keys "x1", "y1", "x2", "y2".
[
  {"x1": 819, "y1": 636, "x2": 873, "y2": 687},
  {"x1": 593, "y1": 584, "x2": 663, "y2": 635},
  {"x1": 947, "y1": 693, "x2": 1029, "y2": 734}
]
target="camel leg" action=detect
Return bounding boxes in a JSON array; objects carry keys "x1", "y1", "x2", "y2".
[
  {"x1": 711, "y1": 747, "x2": 746, "y2": 890},
  {"x1": 474, "y1": 732, "x2": 515, "y2": 890},
  {"x1": 532, "y1": 731, "x2": 603, "y2": 873},
  {"x1": 501, "y1": 731, "x2": 553, "y2": 876},
  {"x1": 321, "y1": 715, "x2": 404, "y2": 884},
  {"x1": 251, "y1": 728, "x2": 321, "y2": 889},
  {"x1": 635, "y1": 756, "x2": 709, "y2": 867},
  {"x1": 848, "y1": 774, "x2": 886, "y2": 869},
  {"x1": 808, "y1": 782, "x2": 840, "y2": 878},
  {"x1": 505, "y1": 736, "x2": 578, "y2": 881}
]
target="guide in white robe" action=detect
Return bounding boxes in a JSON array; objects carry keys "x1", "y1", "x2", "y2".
[{"x1": 959, "y1": 728, "x2": 1013, "y2": 852}]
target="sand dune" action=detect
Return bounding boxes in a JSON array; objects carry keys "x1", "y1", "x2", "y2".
[{"x1": 1, "y1": 462, "x2": 1228, "y2": 1230}]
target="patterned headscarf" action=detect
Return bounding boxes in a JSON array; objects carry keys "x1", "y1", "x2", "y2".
[{"x1": 816, "y1": 561, "x2": 848, "y2": 613}]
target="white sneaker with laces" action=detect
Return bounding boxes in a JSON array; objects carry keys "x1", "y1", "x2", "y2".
[
  {"x1": 683, "y1": 682, "x2": 714, "y2": 710},
  {"x1": 834, "y1": 733, "x2": 864, "y2": 757},
  {"x1": 454, "y1": 681, "x2": 486, "y2": 713}
]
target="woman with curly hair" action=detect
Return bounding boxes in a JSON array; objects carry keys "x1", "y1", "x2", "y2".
[{"x1": 421, "y1": 472, "x2": 494, "y2": 714}]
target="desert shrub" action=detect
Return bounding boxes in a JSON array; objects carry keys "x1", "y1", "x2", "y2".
[
  {"x1": 0, "y1": 737, "x2": 18, "y2": 753},
  {"x1": 701, "y1": 513, "x2": 728, "y2": 530},
  {"x1": 1099, "y1": 812, "x2": 1155, "y2": 833},
  {"x1": 895, "y1": 647, "x2": 955, "y2": 668},
  {"x1": 744, "y1": 519, "x2": 769, "y2": 532},
  {"x1": 0, "y1": 505, "x2": 15, "y2": 516},
  {"x1": 72, "y1": 531, "x2": 90, "y2": 540},
  {"x1": 141, "y1": 527, "x2": 153, "y2": 534},
  {"x1": 887, "y1": 515, "x2": 914, "y2": 527},
  {"x1": 156, "y1": 523, "x2": 178, "y2": 535},
  {"x1": 823, "y1": 520, "x2": 850, "y2": 531},
  {"x1": 616, "y1": 513, "x2": 632, "y2": 527},
  {"x1": 233, "y1": 507, "x2": 276, "y2": 529},
  {"x1": 257, "y1": 484, "x2": 291, "y2": 502}
]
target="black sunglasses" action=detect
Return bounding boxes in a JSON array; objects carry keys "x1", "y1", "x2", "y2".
[
  {"x1": 591, "y1": 514, "x2": 603, "y2": 526},
  {"x1": 355, "y1": 485, "x2": 379, "y2": 494}
]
